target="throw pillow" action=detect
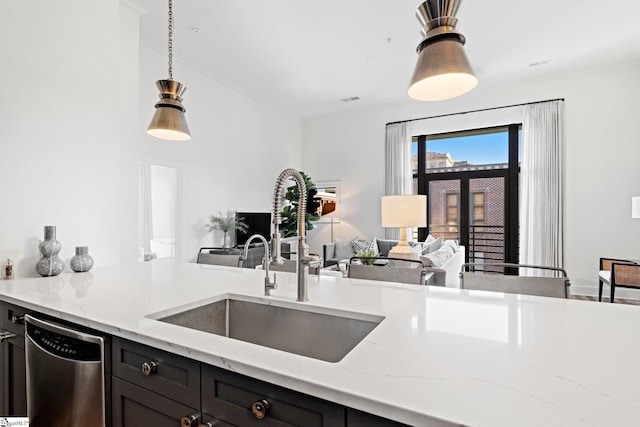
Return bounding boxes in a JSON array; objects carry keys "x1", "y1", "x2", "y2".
[
  {"x1": 351, "y1": 237, "x2": 379, "y2": 256},
  {"x1": 442, "y1": 239, "x2": 459, "y2": 252},
  {"x1": 409, "y1": 241, "x2": 424, "y2": 254},
  {"x1": 422, "y1": 236, "x2": 443, "y2": 254},
  {"x1": 420, "y1": 245, "x2": 454, "y2": 268},
  {"x1": 375, "y1": 239, "x2": 395, "y2": 256},
  {"x1": 334, "y1": 239, "x2": 355, "y2": 260}
]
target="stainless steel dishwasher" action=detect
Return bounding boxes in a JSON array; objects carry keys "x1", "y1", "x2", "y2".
[{"x1": 24, "y1": 314, "x2": 107, "y2": 427}]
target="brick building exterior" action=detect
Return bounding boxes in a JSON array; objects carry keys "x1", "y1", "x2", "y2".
[{"x1": 413, "y1": 153, "x2": 510, "y2": 263}]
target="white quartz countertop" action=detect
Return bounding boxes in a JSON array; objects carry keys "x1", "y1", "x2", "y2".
[{"x1": 2, "y1": 260, "x2": 639, "y2": 426}]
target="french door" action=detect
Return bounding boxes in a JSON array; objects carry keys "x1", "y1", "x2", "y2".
[{"x1": 414, "y1": 125, "x2": 520, "y2": 264}]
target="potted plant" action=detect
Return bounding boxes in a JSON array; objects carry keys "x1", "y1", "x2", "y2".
[
  {"x1": 280, "y1": 172, "x2": 321, "y2": 238},
  {"x1": 207, "y1": 211, "x2": 248, "y2": 248},
  {"x1": 357, "y1": 249, "x2": 378, "y2": 265}
]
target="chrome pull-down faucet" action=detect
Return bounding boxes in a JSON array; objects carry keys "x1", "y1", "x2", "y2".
[
  {"x1": 271, "y1": 168, "x2": 317, "y2": 302},
  {"x1": 242, "y1": 234, "x2": 276, "y2": 296}
]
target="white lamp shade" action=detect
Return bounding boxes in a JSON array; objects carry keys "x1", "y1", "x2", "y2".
[
  {"x1": 632, "y1": 196, "x2": 640, "y2": 219},
  {"x1": 381, "y1": 195, "x2": 427, "y2": 227}
]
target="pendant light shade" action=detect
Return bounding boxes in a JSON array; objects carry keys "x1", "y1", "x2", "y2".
[
  {"x1": 147, "y1": 79, "x2": 190, "y2": 141},
  {"x1": 408, "y1": 0, "x2": 477, "y2": 101},
  {"x1": 147, "y1": 0, "x2": 191, "y2": 141}
]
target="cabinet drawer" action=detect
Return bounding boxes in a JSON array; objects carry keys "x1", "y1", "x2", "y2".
[
  {"x1": 112, "y1": 377, "x2": 200, "y2": 427},
  {"x1": 201, "y1": 413, "x2": 238, "y2": 427},
  {"x1": 2, "y1": 303, "x2": 31, "y2": 336},
  {"x1": 346, "y1": 409, "x2": 411, "y2": 427},
  {"x1": 112, "y1": 337, "x2": 200, "y2": 408},
  {"x1": 202, "y1": 364, "x2": 344, "y2": 427}
]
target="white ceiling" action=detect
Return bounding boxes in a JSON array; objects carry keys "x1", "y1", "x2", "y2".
[{"x1": 134, "y1": 0, "x2": 640, "y2": 118}]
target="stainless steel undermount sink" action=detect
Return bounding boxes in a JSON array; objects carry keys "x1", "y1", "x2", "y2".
[{"x1": 150, "y1": 295, "x2": 384, "y2": 363}]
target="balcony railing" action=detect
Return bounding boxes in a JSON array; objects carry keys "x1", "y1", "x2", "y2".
[{"x1": 428, "y1": 224, "x2": 505, "y2": 265}]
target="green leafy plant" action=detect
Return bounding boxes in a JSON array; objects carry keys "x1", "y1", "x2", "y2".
[
  {"x1": 207, "y1": 210, "x2": 248, "y2": 246},
  {"x1": 357, "y1": 250, "x2": 378, "y2": 265},
  {"x1": 280, "y1": 172, "x2": 321, "y2": 238}
]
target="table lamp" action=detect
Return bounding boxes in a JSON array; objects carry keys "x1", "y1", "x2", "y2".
[{"x1": 381, "y1": 195, "x2": 427, "y2": 259}]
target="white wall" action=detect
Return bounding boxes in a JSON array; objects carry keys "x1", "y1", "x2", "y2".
[
  {"x1": 0, "y1": 0, "x2": 123, "y2": 277},
  {"x1": 0, "y1": 0, "x2": 301, "y2": 277},
  {"x1": 138, "y1": 45, "x2": 301, "y2": 261},
  {"x1": 302, "y1": 61, "x2": 640, "y2": 296}
]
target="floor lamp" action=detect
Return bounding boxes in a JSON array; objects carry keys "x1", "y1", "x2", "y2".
[{"x1": 381, "y1": 195, "x2": 427, "y2": 260}]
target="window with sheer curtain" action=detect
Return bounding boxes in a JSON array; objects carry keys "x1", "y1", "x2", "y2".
[
  {"x1": 384, "y1": 122, "x2": 412, "y2": 240},
  {"x1": 385, "y1": 100, "x2": 565, "y2": 268}
]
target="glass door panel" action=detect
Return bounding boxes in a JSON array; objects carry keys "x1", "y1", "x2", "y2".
[
  {"x1": 468, "y1": 177, "x2": 505, "y2": 265},
  {"x1": 428, "y1": 179, "x2": 461, "y2": 241}
]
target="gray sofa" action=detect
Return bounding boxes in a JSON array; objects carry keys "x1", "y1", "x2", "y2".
[
  {"x1": 323, "y1": 238, "x2": 422, "y2": 267},
  {"x1": 323, "y1": 237, "x2": 465, "y2": 287}
]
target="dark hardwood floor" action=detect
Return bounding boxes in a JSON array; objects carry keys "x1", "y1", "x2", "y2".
[{"x1": 570, "y1": 295, "x2": 640, "y2": 305}]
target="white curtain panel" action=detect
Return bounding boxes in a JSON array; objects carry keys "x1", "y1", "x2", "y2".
[
  {"x1": 520, "y1": 100, "x2": 565, "y2": 271},
  {"x1": 384, "y1": 122, "x2": 412, "y2": 239}
]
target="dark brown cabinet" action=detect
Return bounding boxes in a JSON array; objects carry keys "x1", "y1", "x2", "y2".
[
  {"x1": 0, "y1": 302, "x2": 30, "y2": 416},
  {"x1": 112, "y1": 377, "x2": 200, "y2": 427},
  {"x1": 112, "y1": 337, "x2": 202, "y2": 426},
  {"x1": 202, "y1": 364, "x2": 344, "y2": 427},
  {"x1": 346, "y1": 409, "x2": 412, "y2": 427},
  {"x1": 112, "y1": 337, "x2": 416, "y2": 427},
  {"x1": 1, "y1": 310, "x2": 418, "y2": 427},
  {"x1": 200, "y1": 413, "x2": 237, "y2": 427}
]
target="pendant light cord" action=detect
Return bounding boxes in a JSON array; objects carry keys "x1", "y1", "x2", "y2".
[{"x1": 168, "y1": 0, "x2": 174, "y2": 80}]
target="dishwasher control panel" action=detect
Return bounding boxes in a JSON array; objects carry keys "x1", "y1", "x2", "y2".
[{"x1": 26, "y1": 321, "x2": 102, "y2": 361}]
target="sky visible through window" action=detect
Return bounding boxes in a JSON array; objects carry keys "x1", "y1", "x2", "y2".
[{"x1": 413, "y1": 131, "x2": 509, "y2": 165}]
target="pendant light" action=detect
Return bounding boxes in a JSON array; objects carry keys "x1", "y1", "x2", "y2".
[
  {"x1": 408, "y1": 0, "x2": 477, "y2": 101},
  {"x1": 147, "y1": 0, "x2": 191, "y2": 141}
]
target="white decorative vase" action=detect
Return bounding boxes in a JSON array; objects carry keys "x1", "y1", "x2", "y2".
[
  {"x1": 222, "y1": 233, "x2": 231, "y2": 248},
  {"x1": 70, "y1": 246, "x2": 94, "y2": 272},
  {"x1": 36, "y1": 226, "x2": 65, "y2": 277}
]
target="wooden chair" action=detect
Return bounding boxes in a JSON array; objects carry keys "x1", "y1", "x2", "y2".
[
  {"x1": 196, "y1": 247, "x2": 242, "y2": 267},
  {"x1": 460, "y1": 263, "x2": 570, "y2": 298},
  {"x1": 348, "y1": 257, "x2": 426, "y2": 285},
  {"x1": 606, "y1": 261, "x2": 640, "y2": 303},
  {"x1": 599, "y1": 258, "x2": 638, "y2": 302}
]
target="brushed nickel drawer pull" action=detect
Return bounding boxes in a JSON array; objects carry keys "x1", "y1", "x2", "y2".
[
  {"x1": 11, "y1": 314, "x2": 25, "y2": 324},
  {"x1": 0, "y1": 331, "x2": 16, "y2": 343}
]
